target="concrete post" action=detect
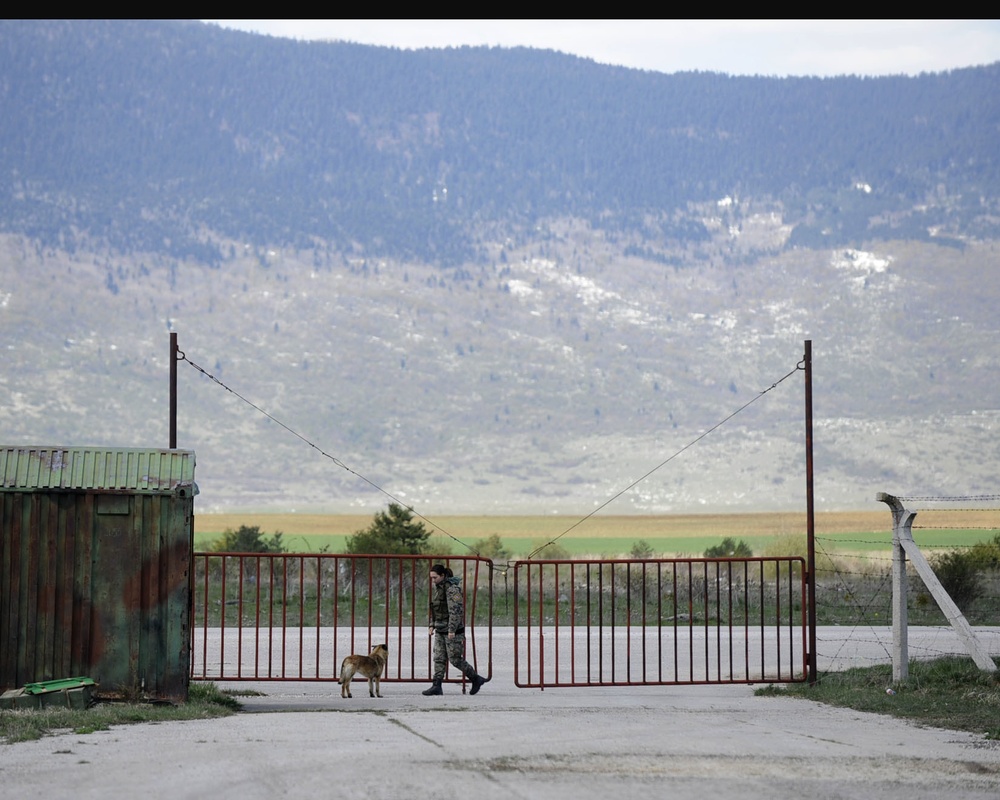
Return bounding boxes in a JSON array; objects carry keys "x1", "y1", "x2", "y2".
[
  {"x1": 877, "y1": 492, "x2": 997, "y2": 679},
  {"x1": 877, "y1": 492, "x2": 913, "y2": 682}
]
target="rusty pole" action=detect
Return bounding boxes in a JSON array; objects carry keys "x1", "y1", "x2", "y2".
[
  {"x1": 804, "y1": 340, "x2": 817, "y2": 684},
  {"x1": 169, "y1": 332, "x2": 178, "y2": 449}
]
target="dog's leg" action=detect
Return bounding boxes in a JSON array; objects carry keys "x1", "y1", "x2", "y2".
[{"x1": 374, "y1": 675, "x2": 381, "y2": 698}]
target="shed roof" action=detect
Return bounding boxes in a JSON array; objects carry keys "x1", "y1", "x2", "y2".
[{"x1": 0, "y1": 446, "x2": 197, "y2": 495}]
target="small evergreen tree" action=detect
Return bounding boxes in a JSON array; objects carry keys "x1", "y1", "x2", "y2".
[{"x1": 346, "y1": 503, "x2": 431, "y2": 555}]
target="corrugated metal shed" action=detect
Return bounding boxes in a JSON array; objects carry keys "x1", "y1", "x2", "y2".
[
  {"x1": 0, "y1": 446, "x2": 197, "y2": 495},
  {"x1": 1, "y1": 446, "x2": 196, "y2": 701}
]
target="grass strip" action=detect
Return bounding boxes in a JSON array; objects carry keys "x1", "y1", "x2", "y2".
[
  {"x1": 0, "y1": 683, "x2": 241, "y2": 745},
  {"x1": 756, "y1": 656, "x2": 1000, "y2": 739}
]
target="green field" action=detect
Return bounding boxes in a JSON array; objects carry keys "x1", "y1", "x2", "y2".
[{"x1": 193, "y1": 511, "x2": 1000, "y2": 557}]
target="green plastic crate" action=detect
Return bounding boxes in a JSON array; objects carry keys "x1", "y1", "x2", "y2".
[
  {"x1": 1, "y1": 677, "x2": 97, "y2": 710},
  {"x1": 22, "y1": 677, "x2": 96, "y2": 695}
]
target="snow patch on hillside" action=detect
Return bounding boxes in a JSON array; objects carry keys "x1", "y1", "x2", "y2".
[{"x1": 832, "y1": 249, "x2": 892, "y2": 273}]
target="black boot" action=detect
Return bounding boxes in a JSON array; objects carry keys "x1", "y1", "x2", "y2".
[
  {"x1": 465, "y1": 667, "x2": 490, "y2": 696},
  {"x1": 422, "y1": 679, "x2": 443, "y2": 696}
]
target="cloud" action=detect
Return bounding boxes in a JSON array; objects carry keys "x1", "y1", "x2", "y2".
[{"x1": 203, "y1": 19, "x2": 1000, "y2": 77}]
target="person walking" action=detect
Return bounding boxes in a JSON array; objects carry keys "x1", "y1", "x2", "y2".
[{"x1": 422, "y1": 564, "x2": 489, "y2": 696}]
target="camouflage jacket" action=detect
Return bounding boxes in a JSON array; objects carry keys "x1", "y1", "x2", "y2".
[{"x1": 430, "y1": 576, "x2": 465, "y2": 635}]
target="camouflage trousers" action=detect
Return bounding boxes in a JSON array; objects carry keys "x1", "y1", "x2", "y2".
[{"x1": 431, "y1": 631, "x2": 473, "y2": 681}]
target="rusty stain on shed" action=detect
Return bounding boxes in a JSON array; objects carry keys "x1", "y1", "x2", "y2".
[{"x1": 1, "y1": 446, "x2": 197, "y2": 702}]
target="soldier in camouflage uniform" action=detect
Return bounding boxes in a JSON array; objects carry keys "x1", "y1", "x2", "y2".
[{"x1": 422, "y1": 564, "x2": 489, "y2": 696}]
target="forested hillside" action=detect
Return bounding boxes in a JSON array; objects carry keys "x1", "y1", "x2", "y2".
[{"x1": 1, "y1": 20, "x2": 997, "y2": 263}]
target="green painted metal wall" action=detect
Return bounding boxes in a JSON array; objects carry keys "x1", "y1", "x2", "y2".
[{"x1": 0, "y1": 447, "x2": 196, "y2": 702}]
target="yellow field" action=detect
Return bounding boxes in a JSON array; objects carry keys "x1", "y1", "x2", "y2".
[
  {"x1": 195, "y1": 510, "x2": 894, "y2": 541},
  {"x1": 193, "y1": 509, "x2": 998, "y2": 556}
]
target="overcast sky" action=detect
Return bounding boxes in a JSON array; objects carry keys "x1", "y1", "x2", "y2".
[{"x1": 202, "y1": 20, "x2": 1000, "y2": 78}]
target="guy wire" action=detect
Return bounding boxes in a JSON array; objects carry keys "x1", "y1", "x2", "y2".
[
  {"x1": 177, "y1": 351, "x2": 473, "y2": 554},
  {"x1": 523, "y1": 361, "x2": 803, "y2": 560},
  {"x1": 180, "y1": 351, "x2": 802, "y2": 565}
]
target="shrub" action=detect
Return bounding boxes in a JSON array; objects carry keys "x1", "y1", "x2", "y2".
[
  {"x1": 928, "y1": 549, "x2": 983, "y2": 612},
  {"x1": 472, "y1": 533, "x2": 511, "y2": 563},
  {"x1": 526, "y1": 539, "x2": 571, "y2": 560},
  {"x1": 208, "y1": 525, "x2": 285, "y2": 553},
  {"x1": 425, "y1": 536, "x2": 453, "y2": 557},
  {"x1": 967, "y1": 533, "x2": 1000, "y2": 570},
  {"x1": 630, "y1": 539, "x2": 655, "y2": 559},
  {"x1": 703, "y1": 537, "x2": 753, "y2": 558}
]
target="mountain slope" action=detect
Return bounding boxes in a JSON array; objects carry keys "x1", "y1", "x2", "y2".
[
  {"x1": 3, "y1": 224, "x2": 998, "y2": 514},
  {"x1": 1, "y1": 20, "x2": 998, "y2": 260},
  {"x1": 1, "y1": 21, "x2": 998, "y2": 516}
]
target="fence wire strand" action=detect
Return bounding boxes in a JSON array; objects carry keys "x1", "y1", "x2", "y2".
[{"x1": 813, "y1": 501, "x2": 1000, "y2": 677}]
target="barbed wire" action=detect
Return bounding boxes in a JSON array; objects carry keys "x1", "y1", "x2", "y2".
[
  {"x1": 815, "y1": 536, "x2": 890, "y2": 547},
  {"x1": 815, "y1": 638, "x2": 994, "y2": 673},
  {"x1": 809, "y1": 526, "x2": 1000, "y2": 675},
  {"x1": 811, "y1": 538, "x2": 894, "y2": 667},
  {"x1": 814, "y1": 568, "x2": 890, "y2": 579},
  {"x1": 817, "y1": 535, "x2": 994, "y2": 550},
  {"x1": 895, "y1": 495, "x2": 1000, "y2": 503},
  {"x1": 913, "y1": 525, "x2": 1000, "y2": 530}
]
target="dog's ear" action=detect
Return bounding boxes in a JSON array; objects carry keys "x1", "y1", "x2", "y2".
[{"x1": 379, "y1": 643, "x2": 388, "y2": 649}]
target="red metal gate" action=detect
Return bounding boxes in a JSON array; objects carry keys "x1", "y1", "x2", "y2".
[
  {"x1": 189, "y1": 553, "x2": 494, "y2": 688},
  {"x1": 513, "y1": 557, "x2": 809, "y2": 687},
  {"x1": 190, "y1": 554, "x2": 808, "y2": 690}
]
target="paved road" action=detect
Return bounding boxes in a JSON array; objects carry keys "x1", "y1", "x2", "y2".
[{"x1": 2, "y1": 628, "x2": 999, "y2": 799}]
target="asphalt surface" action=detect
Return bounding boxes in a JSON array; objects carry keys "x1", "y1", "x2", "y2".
[{"x1": 2, "y1": 628, "x2": 999, "y2": 800}]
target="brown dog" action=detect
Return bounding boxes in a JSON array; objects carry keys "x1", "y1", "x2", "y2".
[{"x1": 339, "y1": 643, "x2": 389, "y2": 698}]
